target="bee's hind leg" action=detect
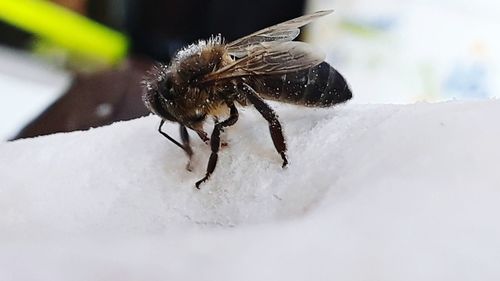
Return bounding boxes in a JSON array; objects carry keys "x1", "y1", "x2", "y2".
[
  {"x1": 195, "y1": 103, "x2": 239, "y2": 189},
  {"x1": 242, "y1": 83, "x2": 288, "y2": 168}
]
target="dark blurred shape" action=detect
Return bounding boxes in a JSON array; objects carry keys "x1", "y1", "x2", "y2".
[
  {"x1": 124, "y1": 0, "x2": 211, "y2": 61},
  {"x1": 12, "y1": 0, "x2": 305, "y2": 139},
  {"x1": 206, "y1": 0, "x2": 305, "y2": 42},
  {"x1": 0, "y1": 22, "x2": 33, "y2": 49},
  {"x1": 13, "y1": 59, "x2": 152, "y2": 139},
  {"x1": 124, "y1": 0, "x2": 305, "y2": 61}
]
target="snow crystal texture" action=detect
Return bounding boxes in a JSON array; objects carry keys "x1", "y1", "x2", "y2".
[{"x1": 1, "y1": 101, "x2": 499, "y2": 281}]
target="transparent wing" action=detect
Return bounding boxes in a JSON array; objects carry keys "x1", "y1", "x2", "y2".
[
  {"x1": 227, "y1": 10, "x2": 333, "y2": 57},
  {"x1": 201, "y1": 41, "x2": 325, "y2": 83}
]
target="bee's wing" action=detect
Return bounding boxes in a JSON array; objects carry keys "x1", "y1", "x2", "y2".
[
  {"x1": 201, "y1": 41, "x2": 325, "y2": 83},
  {"x1": 227, "y1": 10, "x2": 333, "y2": 57}
]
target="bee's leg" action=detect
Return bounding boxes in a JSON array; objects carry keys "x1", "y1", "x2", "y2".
[
  {"x1": 195, "y1": 103, "x2": 239, "y2": 189},
  {"x1": 179, "y1": 125, "x2": 194, "y2": 171},
  {"x1": 158, "y1": 120, "x2": 185, "y2": 151},
  {"x1": 212, "y1": 117, "x2": 228, "y2": 146},
  {"x1": 158, "y1": 120, "x2": 195, "y2": 170},
  {"x1": 242, "y1": 83, "x2": 288, "y2": 167},
  {"x1": 211, "y1": 117, "x2": 229, "y2": 147},
  {"x1": 195, "y1": 130, "x2": 210, "y2": 144}
]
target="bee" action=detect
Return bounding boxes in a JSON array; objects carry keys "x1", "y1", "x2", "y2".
[{"x1": 142, "y1": 10, "x2": 352, "y2": 188}]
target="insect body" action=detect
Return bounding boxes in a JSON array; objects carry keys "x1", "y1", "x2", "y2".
[{"x1": 142, "y1": 10, "x2": 352, "y2": 188}]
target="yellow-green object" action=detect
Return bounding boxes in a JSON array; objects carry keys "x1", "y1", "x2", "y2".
[{"x1": 0, "y1": 0, "x2": 128, "y2": 65}]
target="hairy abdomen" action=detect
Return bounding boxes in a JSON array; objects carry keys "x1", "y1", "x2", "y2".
[{"x1": 252, "y1": 62, "x2": 352, "y2": 107}]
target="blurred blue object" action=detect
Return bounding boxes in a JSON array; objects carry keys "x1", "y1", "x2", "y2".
[{"x1": 444, "y1": 62, "x2": 489, "y2": 99}]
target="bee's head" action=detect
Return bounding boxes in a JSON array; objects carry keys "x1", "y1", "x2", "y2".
[
  {"x1": 142, "y1": 63, "x2": 207, "y2": 130},
  {"x1": 142, "y1": 64, "x2": 178, "y2": 122}
]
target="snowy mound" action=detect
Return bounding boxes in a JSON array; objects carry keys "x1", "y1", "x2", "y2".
[{"x1": 1, "y1": 101, "x2": 499, "y2": 280}]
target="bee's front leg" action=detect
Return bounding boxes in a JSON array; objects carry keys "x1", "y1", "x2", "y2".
[
  {"x1": 195, "y1": 130, "x2": 210, "y2": 144},
  {"x1": 195, "y1": 103, "x2": 239, "y2": 189},
  {"x1": 158, "y1": 120, "x2": 196, "y2": 171}
]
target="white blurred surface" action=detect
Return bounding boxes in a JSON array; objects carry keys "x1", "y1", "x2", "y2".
[
  {"x1": 306, "y1": 0, "x2": 500, "y2": 103},
  {"x1": 1, "y1": 100, "x2": 499, "y2": 280},
  {"x1": 0, "y1": 46, "x2": 71, "y2": 140}
]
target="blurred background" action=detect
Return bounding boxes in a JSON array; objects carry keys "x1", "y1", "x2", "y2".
[{"x1": 0, "y1": 0, "x2": 499, "y2": 141}]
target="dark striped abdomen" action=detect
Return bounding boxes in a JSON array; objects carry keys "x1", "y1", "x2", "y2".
[{"x1": 252, "y1": 62, "x2": 352, "y2": 107}]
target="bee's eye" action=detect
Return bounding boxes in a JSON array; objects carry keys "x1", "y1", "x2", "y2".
[{"x1": 160, "y1": 86, "x2": 175, "y2": 100}]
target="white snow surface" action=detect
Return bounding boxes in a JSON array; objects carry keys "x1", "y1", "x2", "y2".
[{"x1": 1, "y1": 100, "x2": 500, "y2": 280}]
